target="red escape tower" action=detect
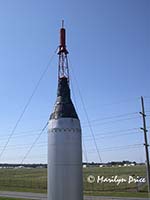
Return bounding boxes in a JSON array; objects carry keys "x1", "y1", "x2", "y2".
[{"x1": 58, "y1": 20, "x2": 69, "y2": 80}]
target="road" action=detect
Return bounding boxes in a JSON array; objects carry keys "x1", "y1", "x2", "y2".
[{"x1": 0, "y1": 191, "x2": 149, "y2": 200}]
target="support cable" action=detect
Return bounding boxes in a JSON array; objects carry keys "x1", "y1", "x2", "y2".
[
  {"x1": 70, "y1": 77, "x2": 79, "y2": 113},
  {"x1": 0, "y1": 48, "x2": 58, "y2": 159},
  {"x1": 82, "y1": 141, "x2": 88, "y2": 163},
  {"x1": 20, "y1": 122, "x2": 48, "y2": 164},
  {"x1": 69, "y1": 62, "x2": 102, "y2": 163}
]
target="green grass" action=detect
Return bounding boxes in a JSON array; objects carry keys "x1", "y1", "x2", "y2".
[
  {"x1": 0, "y1": 165, "x2": 148, "y2": 198},
  {"x1": 0, "y1": 168, "x2": 47, "y2": 193}
]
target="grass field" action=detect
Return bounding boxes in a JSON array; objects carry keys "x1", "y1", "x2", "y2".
[
  {"x1": 0, "y1": 198, "x2": 31, "y2": 200},
  {"x1": 0, "y1": 165, "x2": 148, "y2": 198}
]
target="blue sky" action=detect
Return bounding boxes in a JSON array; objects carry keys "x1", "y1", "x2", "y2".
[{"x1": 0, "y1": 0, "x2": 149, "y2": 163}]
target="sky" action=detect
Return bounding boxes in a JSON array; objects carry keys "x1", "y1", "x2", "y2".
[{"x1": 0, "y1": 0, "x2": 149, "y2": 163}]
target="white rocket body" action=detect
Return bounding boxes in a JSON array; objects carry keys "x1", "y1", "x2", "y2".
[{"x1": 48, "y1": 77, "x2": 83, "y2": 200}]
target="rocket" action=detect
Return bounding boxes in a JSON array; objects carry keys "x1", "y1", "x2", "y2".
[{"x1": 48, "y1": 22, "x2": 83, "y2": 200}]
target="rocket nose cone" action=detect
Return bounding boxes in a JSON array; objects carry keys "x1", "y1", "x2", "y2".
[
  {"x1": 57, "y1": 77, "x2": 70, "y2": 98},
  {"x1": 50, "y1": 77, "x2": 78, "y2": 120}
]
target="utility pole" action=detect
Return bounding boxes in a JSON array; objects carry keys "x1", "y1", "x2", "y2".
[{"x1": 140, "y1": 96, "x2": 150, "y2": 193}]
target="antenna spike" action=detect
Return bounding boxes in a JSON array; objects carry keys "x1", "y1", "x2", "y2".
[{"x1": 62, "y1": 20, "x2": 64, "y2": 28}]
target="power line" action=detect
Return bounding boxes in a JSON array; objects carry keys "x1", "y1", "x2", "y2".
[
  {"x1": 0, "y1": 131, "x2": 141, "y2": 150},
  {"x1": 144, "y1": 96, "x2": 150, "y2": 99},
  {"x1": 0, "y1": 130, "x2": 45, "y2": 140},
  {"x1": 0, "y1": 48, "x2": 57, "y2": 160},
  {"x1": 80, "y1": 97, "x2": 140, "y2": 108},
  {"x1": 102, "y1": 143, "x2": 143, "y2": 150},
  {"x1": 2, "y1": 129, "x2": 138, "y2": 142},
  {"x1": 83, "y1": 127, "x2": 140, "y2": 137},
  {"x1": 0, "y1": 143, "x2": 47, "y2": 150},
  {"x1": 84, "y1": 131, "x2": 141, "y2": 141},
  {"x1": 0, "y1": 110, "x2": 141, "y2": 140},
  {"x1": 90, "y1": 146, "x2": 143, "y2": 153},
  {"x1": 0, "y1": 142, "x2": 144, "y2": 160},
  {"x1": 81, "y1": 112, "x2": 138, "y2": 125},
  {"x1": 2, "y1": 144, "x2": 143, "y2": 159},
  {"x1": 87, "y1": 144, "x2": 143, "y2": 153},
  {"x1": 82, "y1": 116, "x2": 139, "y2": 128},
  {"x1": 0, "y1": 130, "x2": 141, "y2": 149},
  {"x1": 0, "y1": 112, "x2": 138, "y2": 139},
  {"x1": 0, "y1": 125, "x2": 140, "y2": 141}
]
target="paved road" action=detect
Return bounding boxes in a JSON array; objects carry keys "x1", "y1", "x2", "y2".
[
  {"x1": 0, "y1": 191, "x2": 47, "y2": 200},
  {"x1": 0, "y1": 191, "x2": 149, "y2": 200}
]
